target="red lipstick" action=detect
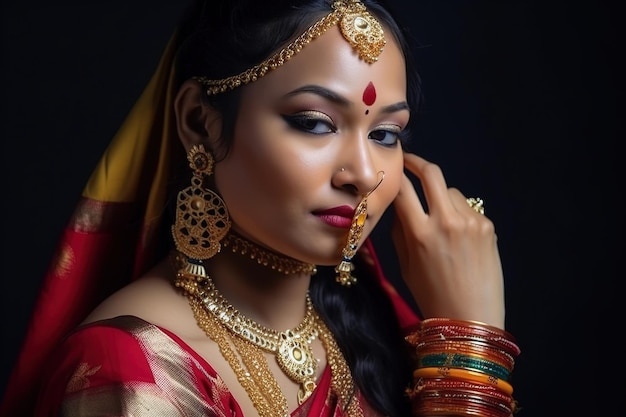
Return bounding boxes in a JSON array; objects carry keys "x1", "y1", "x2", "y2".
[{"x1": 313, "y1": 205, "x2": 355, "y2": 229}]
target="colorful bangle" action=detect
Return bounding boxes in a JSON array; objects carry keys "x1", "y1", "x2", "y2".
[
  {"x1": 416, "y1": 332, "x2": 520, "y2": 357},
  {"x1": 412, "y1": 367, "x2": 514, "y2": 396},
  {"x1": 419, "y1": 318, "x2": 517, "y2": 342},
  {"x1": 412, "y1": 399, "x2": 513, "y2": 417},
  {"x1": 418, "y1": 353, "x2": 511, "y2": 380},
  {"x1": 414, "y1": 340, "x2": 515, "y2": 370},
  {"x1": 410, "y1": 377, "x2": 513, "y2": 404},
  {"x1": 414, "y1": 318, "x2": 520, "y2": 357}
]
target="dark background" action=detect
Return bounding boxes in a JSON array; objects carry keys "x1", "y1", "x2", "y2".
[{"x1": 1, "y1": 1, "x2": 621, "y2": 415}]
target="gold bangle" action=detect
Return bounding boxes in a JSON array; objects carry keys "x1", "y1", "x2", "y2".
[{"x1": 413, "y1": 367, "x2": 514, "y2": 396}]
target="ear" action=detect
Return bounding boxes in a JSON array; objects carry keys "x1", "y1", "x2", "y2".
[{"x1": 173, "y1": 79, "x2": 222, "y2": 153}]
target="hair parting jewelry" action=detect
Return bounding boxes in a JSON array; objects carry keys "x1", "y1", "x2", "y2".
[
  {"x1": 221, "y1": 231, "x2": 317, "y2": 275},
  {"x1": 193, "y1": 0, "x2": 385, "y2": 96},
  {"x1": 172, "y1": 253, "x2": 363, "y2": 416},
  {"x1": 335, "y1": 171, "x2": 384, "y2": 286}
]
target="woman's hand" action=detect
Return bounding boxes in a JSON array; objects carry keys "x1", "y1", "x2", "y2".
[{"x1": 391, "y1": 152, "x2": 505, "y2": 328}]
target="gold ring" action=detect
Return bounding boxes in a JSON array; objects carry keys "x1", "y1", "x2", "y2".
[{"x1": 466, "y1": 197, "x2": 485, "y2": 214}]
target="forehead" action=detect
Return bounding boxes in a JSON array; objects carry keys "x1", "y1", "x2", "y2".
[{"x1": 241, "y1": 24, "x2": 407, "y2": 103}]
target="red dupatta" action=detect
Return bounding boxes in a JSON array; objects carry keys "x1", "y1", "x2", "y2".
[{"x1": 1, "y1": 31, "x2": 184, "y2": 417}]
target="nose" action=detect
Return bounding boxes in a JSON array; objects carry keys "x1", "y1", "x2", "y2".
[{"x1": 332, "y1": 133, "x2": 381, "y2": 195}]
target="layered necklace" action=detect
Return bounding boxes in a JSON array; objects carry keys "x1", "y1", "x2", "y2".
[{"x1": 172, "y1": 234, "x2": 363, "y2": 417}]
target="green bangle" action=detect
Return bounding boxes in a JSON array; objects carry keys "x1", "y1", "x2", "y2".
[{"x1": 418, "y1": 353, "x2": 510, "y2": 381}]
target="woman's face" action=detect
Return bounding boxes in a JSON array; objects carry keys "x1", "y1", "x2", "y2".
[{"x1": 214, "y1": 24, "x2": 409, "y2": 266}]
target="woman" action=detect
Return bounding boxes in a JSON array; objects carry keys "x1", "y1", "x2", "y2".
[{"x1": 2, "y1": 0, "x2": 519, "y2": 416}]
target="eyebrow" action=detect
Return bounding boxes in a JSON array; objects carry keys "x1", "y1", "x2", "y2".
[
  {"x1": 379, "y1": 101, "x2": 410, "y2": 114},
  {"x1": 282, "y1": 84, "x2": 409, "y2": 114}
]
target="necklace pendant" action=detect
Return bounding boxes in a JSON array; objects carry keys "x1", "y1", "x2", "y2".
[
  {"x1": 276, "y1": 330, "x2": 317, "y2": 384},
  {"x1": 297, "y1": 379, "x2": 317, "y2": 405}
]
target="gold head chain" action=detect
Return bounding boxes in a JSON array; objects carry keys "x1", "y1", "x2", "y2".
[{"x1": 194, "y1": 0, "x2": 386, "y2": 96}]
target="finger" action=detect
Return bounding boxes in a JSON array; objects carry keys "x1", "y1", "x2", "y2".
[
  {"x1": 448, "y1": 187, "x2": 471, "y2": 214},
  {"x1": 393, "y1": 172, "x2": 428, "y2": 229},
  {"x1": 449, "y1": 188, "x2": 496, "y2": 238},
  {"x1": 403, "y1": 153, "x2": 454, "y2": 215}
]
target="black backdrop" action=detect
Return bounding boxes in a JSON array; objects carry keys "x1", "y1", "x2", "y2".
[{"x1": 1, "y1": 1, "x2": 621, "y2": 415}]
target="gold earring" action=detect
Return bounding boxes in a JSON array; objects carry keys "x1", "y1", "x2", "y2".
[
  {"x1": 172, "y1": 144, "x2": 231, "y2": 261},
  {"x1": 335, "y1": 171, "x2": 384, "y2": 286}
]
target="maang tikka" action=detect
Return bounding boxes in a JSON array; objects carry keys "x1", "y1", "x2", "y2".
[
  {"x1": 335, "y1": 171, "x2": 385, "y2": 286},
  {"x1": 172, "y1": 144, "x2": 231, "y2": 265}
]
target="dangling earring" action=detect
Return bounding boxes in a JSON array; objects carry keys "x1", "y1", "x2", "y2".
[
  {"x1": 172, "y1": 144, "x2": 231, "y2": 266},
  {"x1": 335, "y1": 171, "x2": 385, "y2": 286}
]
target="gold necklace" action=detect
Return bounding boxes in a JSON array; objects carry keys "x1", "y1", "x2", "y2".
[
  {"x1": 222, "y1": 231, "x2": 317, "y2": 275},
  {"x1": 185, "y1": 295, "x2": 290, "y2": 416},
  {"x1": 177, "y1": 273, "x2": 319, "y2": 399},
  {"x1": 173, "y1": 255, "x2": 363, "y2": 416}
]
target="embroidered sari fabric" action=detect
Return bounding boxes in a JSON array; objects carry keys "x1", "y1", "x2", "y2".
[{"x1": 33, "y1": 315, "x2": 386, "y2": 417}]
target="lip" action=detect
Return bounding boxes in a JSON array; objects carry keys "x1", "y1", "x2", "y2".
[{"x1": 312, "y1": 205, "x2": 355, "y2": 229}]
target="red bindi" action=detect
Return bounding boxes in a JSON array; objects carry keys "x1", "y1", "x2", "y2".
[{"x1": 362, "y1": 81, "x2": 376, "y2": 106}]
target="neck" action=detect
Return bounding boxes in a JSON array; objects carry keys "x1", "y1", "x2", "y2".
[
  {"x1": 174, "y1": 231, "x2": 316, "y2": 331},
  {"x1": 209, "y1": 247, "x2": 312, "y2": 330}
]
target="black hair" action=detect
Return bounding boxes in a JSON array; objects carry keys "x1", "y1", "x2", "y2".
[{"x1": 171, "y1": 1, "x2": 420, "y2": 415}]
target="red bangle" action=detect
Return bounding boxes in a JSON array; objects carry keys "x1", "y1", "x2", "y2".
[
  {"x1": 420, "y1": 318, "x2": 517, "y2": 342},
  {"x1": 416, "y1": 318, "x2": 520, "y2": 357},
  {"x1": 412, "y1": 378, "x2": 514, "y2": 406}
]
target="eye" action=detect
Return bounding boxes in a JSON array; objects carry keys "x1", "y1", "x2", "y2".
[
  {"x1": 369, "y1": 125, "x2": 403, "y2": 147},
  {"x1": 282, "y1": 111, "x2": 336, "y2": 135}
]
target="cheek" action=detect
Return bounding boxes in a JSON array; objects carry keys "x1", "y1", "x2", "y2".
[{"x1": 216, "y1": 117, "x2": 322, "y2": 210}]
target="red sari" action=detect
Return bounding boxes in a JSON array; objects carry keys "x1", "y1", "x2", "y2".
[{"x1": 34, "y1": 315, "x2": 392, "y2": 417}]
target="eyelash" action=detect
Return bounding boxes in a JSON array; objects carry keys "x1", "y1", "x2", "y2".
[{"x1": 281, "y1": 111, "x2": 403, "y2": 147}]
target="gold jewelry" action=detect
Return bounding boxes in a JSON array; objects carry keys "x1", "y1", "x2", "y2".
[
  {"x1": 172, "y1": 144, "x2": 231, "y2": 260},
  {"x1": 185, "y1": 294, "x2": 290, "y2": 416},
  {"x1": 466, "y1": 197, "x2": 485, "y2": 215},
  {"x1": 193, "y1": 0, "x2": 385, "y2": 96},
  {"x1": 222, "y1": 231, "x2": 317, "y2": 275},
  {"x1": 174, "y1": 254, "x2": 318, "y2": 404},
  {"x1": 173, "y1": 255, "x2": 362, "y2": 415},
  {"x1": 335, "y1": 171, "x2": 384, "y2": 286}
]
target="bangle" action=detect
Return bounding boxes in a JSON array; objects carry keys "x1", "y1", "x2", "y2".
[
  {"x1": 416, "y1": 331, "x2": 520, "y2": 357},
  {"x1": 410, "y1": 377, "x2": 513, "y2": 404},
  {"x1": 412, "y1": 367, "x2": 514, "y2": 396},
  {"x1": 416, "y1": 318, "x2": 521, "y2": 357},
  {"x1": 420, "y1": 318, "x2": 516, "y2": 341},
  {"x1": 417, "y1": 389, "x2": 515, "y2": 414},
  {"x1": 418, "y1": 353, "x2": 511, "y2": 380},
  {"x1": 414, "y1": 340, "x2": 515, "y2": 370},
  {"x1": 412, "y1": 399, "x2": 512, "y2": 417}
]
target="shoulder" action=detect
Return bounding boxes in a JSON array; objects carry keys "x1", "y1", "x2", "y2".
[
  {"x1": 36, "y1": 316, "x2": 235, "y2": 416},
  {"x1": 59, "y1": 316, "x2": 204, "y2": 376},
  {"x1": 81, "y1": 260, "x2": 203, "y2": 340},
  {"x1": 60, "y1": 316, "x2": 174, "y2": 381}
]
